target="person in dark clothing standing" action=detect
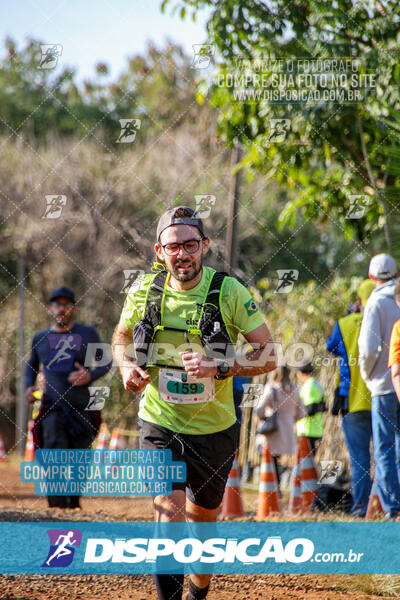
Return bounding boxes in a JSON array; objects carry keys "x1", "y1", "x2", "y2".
[{"x1": 25, "y1": 286, "x2": 111, "y2": 509}]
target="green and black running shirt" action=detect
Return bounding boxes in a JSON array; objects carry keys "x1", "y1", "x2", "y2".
[{"x1": 120, "y1": 266, "x2": 265, "y2": 434}]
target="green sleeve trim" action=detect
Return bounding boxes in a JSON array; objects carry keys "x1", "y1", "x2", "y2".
[
  {"x1": 121, "y1": 317, "x2": 134, "y2": 330},
  {"x1": 241, "y1": 314, "x2": 266, "y2": 335}
]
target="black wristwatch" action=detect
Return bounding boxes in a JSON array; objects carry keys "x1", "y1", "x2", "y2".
[{"x1": 215, "y1": 359, "x2": 230, "y2": 380}]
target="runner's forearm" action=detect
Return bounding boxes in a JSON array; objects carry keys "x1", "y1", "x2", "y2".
[
  {"x1": 112, "y1": 326, "x2": 137, "y2": 375},
  {"x1": 226, "y1": 344, "x2": 277, "y2": 378}
]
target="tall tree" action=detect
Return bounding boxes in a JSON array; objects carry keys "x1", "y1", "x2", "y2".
[{"x1": 164, "y1": 0, "x2": 400, "y2": 259}]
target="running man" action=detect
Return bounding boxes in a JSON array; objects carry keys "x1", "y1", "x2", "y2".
[
  {"x1": 43, "y1": 195, "x2": 65, "y2": 218},
  {"x1": 276, "y1": 269, "x2": 297, "y2": 293},
  {"x1": 113, "y1": 206, "x2": 276, "y2": 600},
  {"x1": 39, "y1": 45, "x2": 58, "y2": 68},
  {"x1": 26, "y1": 286, "x2": 111, "y2": 509},
  {"x1": 47, "y1": 335, "x2": 76, "y2": 368},
  {"x1": 46, "y1": 531, "x2": 76, "y2": 566},
  {"x1": 117, "y1": 120, "x2": 139, "y2": 142}
]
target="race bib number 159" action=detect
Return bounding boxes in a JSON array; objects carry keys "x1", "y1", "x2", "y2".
[{"x1": 159, "y1": 369, "x2": 215, "y2": 404}]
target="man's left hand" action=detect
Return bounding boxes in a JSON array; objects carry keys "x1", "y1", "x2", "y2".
[
  {"x1": 68, "y1": 362, "x2": 91, "y2": 386},
  {"x1": 179, "y1": 351, "x2": 218, "y2": 378}
]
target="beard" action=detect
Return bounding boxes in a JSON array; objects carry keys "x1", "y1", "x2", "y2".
[
  {"x1": 53, "y1": 313, "x2": 73, "y2": 327},
  {"x1": 170, "y1": 258, "x2": 202, "y2": 282}
]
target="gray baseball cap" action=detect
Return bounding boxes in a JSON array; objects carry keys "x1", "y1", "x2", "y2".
[
  {"x1": 156, "y1": 206, "x2": 205, "y2": 241},
  {"x1": 369, "y1": 254, "x2": 397, "y2": 280}
]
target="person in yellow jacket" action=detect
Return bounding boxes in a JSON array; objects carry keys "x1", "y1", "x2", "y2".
[
  {"x1": 326, "y1": 279, "x2": 374, "y2": 517},
  {"x1": 295, "y1": 361, "x2": 325, "y2": 456}
]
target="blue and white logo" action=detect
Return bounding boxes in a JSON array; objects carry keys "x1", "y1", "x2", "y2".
[{"x1": 42, "y1": 529, "x2": 82, "y2": 568}]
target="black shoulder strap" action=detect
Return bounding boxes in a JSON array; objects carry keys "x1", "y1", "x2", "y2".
[
  {"x1": 204, "y1": 271, "x2": 228, "y2": 309},
  {"x1": 144, "y1": 270, "x2": 168, "y2": 327},
  {"x1": 143, "y1": 269, "x2": 229, "y2": 338},
  {"x1": 198, "y1": 271, "x2": 229, "y2": 336}
]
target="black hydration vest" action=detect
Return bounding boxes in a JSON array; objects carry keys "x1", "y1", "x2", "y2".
[{"x1": 133, "y1": 269, "x2": 234, "y2": 369}]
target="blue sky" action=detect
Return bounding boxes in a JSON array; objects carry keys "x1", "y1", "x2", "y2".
[{"x1": 2, "y1": 0, "x2": 210, "y2": 80}]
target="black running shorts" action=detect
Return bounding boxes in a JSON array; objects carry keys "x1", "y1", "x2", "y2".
[{"x1": 138, "y1": 418, "x2": 240, "y2": 509}]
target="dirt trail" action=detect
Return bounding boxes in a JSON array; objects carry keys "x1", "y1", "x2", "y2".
[{"x1": 0, "y1": 463, "x2": 394, "y2": 600}]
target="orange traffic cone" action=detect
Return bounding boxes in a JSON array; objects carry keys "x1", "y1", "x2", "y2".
[
  {"x1": 219, "y1": 451, "x2": 245, "y2": 519},
  {"x1": 95, "y1": 423, "x2": 110, "y2": 449},
  {"x1": 288, "y1": 454, "x2": 302, "y2": 515},
  {"x1": 24, "y1": 420, "x2": 35, "y2": 462},
  {"x1": 299, "y1": 436, "x2": 319, "y2": 512},
  {"x1": 365, "y1": 477, "x2": 384, "y2": 520},
  {"x1": 0, "y1": 434, "x2": 7, "y2": 462},
  {"x1": 107, "y1": 427, "x2": 121, "y2": 470},
  {"x1": 256, "y1": 442, "x2": 281, "y2": 520},
  {"x1": 109, "y1": 427, "x2": 121, "y2": 450}
]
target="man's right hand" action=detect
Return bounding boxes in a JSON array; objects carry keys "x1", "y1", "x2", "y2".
[
  {"x1": 122, "y1": 365, "x2": 150, "y2": 393},
  {"x1": 26, "y1": 386, "x2": 36, "y2": 403}
]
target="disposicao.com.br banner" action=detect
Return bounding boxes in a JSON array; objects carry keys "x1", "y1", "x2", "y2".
[{"x1": 1, "y1": 522, "x2": 400, "y2": 574}]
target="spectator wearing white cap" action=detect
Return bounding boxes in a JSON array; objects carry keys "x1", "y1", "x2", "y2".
[{"x1": 358, "y1": 254, "x2": 400, "y2": 518}]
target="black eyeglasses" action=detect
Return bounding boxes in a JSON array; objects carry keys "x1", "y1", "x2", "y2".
[{"x1": 161, "y1": 238, "x2": 206, "y2": 256}]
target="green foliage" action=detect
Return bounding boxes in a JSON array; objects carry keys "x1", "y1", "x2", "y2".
[
  {"x1": 371, "y1": 116, "x2": 400, "y2": 264},
  {"x1": 248, "y1": 275, "x2": 361, "y2": 389},
  {"x1": 0, "y1": 37, "x2": 200, "y2": 143},
  {"x1": 164, "y1": 0, "x2": 400, "y2": 245},
  {"x1": 236, "y1": 186, "x2": 370, "y2": 283},
  {"x1": 0, "y1": 26, "x2": 388, "y2": 425}
]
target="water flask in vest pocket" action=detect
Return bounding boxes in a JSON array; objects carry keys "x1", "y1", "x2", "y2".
[
  {"x1": 201, "y1": 320, "x2": 235, "y2": 361},
  {"x1": 133, "y1": 320, "x2": 153, "y2": 367}
]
